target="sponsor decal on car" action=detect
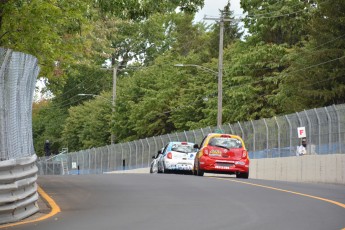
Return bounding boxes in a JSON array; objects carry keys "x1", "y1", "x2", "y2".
[{"x1": 210, "y1": 150, "x2": 222, "y2": 155}]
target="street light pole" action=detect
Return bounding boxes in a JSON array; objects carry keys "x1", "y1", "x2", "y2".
[
  {"x1": 217, "y1": 16, "x2": 224, "y2": 127},
  {"x1": 111, "y1": 65, "x2": 117, "y2": 145}
]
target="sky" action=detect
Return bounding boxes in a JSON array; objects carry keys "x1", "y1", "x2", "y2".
[{"x1": 194, "y1": 0, "x2": 243, "y2": 22}]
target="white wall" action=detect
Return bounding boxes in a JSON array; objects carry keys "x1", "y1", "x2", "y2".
[{"x1": 250, "y1": 154, "x2": 345, "y2": 184}]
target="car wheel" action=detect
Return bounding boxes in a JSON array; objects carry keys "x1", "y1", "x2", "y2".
[
  {"x1": 196, "y1": 162, "x2": 204, "y2": 176},
  {"x1": 157, "y1": 163, "x2": 162, "y2": 173},
  {"x1": 236, "y1": 172, "x2": 249, "y2": 179}
]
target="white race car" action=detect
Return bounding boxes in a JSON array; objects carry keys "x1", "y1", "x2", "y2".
[{"x1": 157, "y1": 142, "x2": 197, "y2": 174}]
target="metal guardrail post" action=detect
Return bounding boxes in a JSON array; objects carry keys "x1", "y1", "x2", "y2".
[{"x1": 333, "y1": 105, "x2": 342, "y2": 154}]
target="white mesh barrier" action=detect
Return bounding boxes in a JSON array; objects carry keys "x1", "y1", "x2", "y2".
[{"x1": 0, "y1": 48, "x2": 39, "y2": 224}]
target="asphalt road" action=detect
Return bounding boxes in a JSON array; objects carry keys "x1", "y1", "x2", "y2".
[{"x1": 7, "y1": 174, "x2": 345, "y2": 230}]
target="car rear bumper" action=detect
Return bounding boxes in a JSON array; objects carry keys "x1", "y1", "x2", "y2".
[
  {"x1": 164, "y1": 159, "x2": 194, "y2": 171},
  {"x1": 200, "y1": 159, "x2": 249, "y2": 173}
]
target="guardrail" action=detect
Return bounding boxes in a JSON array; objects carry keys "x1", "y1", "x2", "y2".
[{"x1": 0, "y1": 155, "x2": 38, "y2": 224}]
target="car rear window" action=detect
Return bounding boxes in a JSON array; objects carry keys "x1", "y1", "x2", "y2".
[
  {"x1": 208, "y1": 137, "x2": 242, "y2": 149},
  {"x1": 171, "y1": 143, "x2": 195, "y2": 153}
]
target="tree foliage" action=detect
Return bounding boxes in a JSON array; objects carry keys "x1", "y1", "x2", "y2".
[{"x1": 27, "y1": 0, "x2": 345, "y2": 153}]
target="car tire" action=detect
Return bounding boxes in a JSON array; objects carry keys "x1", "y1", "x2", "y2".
[
  {"x1": 196, "y1": 162, "x2": 204, "y2": 176},
  {"x1": 236, "y1": 172, "x2": 249, "y2": 179}
]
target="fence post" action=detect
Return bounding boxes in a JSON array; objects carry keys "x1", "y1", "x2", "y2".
[
  {"x1": 121, "y1": 143, "x2": 124, "y2": 170},
  {"x1": 184, "y1": 130, "x2": 188, "y2": 142},
  {"x1": 153, "y1": 136, "x2": 158, "y2": 155},
  {"x1": 100, "y1": 148, "x2": 103, "y2": 173},
  {"x1": 263, "y1": 119, "x2": 269, "y2": 158},
  {"x1": 159, "y1": 135, "x2": 164, "y2": 147},
  {"x1": 285, "y1": 115, "x2": 292, "y2": 156},
  {"x1": 324, "y1": 107, "x2": 332, "y2": 154},
  {"x1": 200, "y1": 128, "x2": 205, "y2": 137},
  {"x1": 304, "y1": 109, "x2": 312, "y2": 154},
  {"x1": 146, "y1": 138, "x2": 151, "y2": 167},
  {"x1": 167, "y1": 134, "x2": 171, "y2": 142},
  {"x1": 333, "y1": 104, "x2": 342, "y2": 154},
  {"x1": 274, "y1": 117, "x2": 280, "y2": 158},
  {"x1": 237, "y1": 121, "x2": 244, "y2": 139},
  {"x1": 106, "y1": 145, "x2": 111, "y2": 171},
  {"x1": 88, "y1": 149, "x2": 91, "y2": 173},
  {"x1": 228, "y1": 123, "x2": 234, "y2": 134},
  {"x1": 175, "y1": 132, "x2": 179, "y2": 141},
  {"x1": 140, "y1": 139, "x2": 144, "y2": 168},
  {"x1": 134, "y1": 141, "x2": 138, "y2": 168},
  {"x1": 128, "y1": 142, "x2": 132, "y2": 169},
  {"x1": 314, "y1": 108, "x2": 321, "y2": 154},
  {"x1": 250, "y1": 120, "x2": 256, "y2": 157},
  {"x1": 193, "y1": 130, "x2": 197, "y2": 144}
]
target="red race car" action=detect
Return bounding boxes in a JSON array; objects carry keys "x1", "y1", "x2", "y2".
[{"x1": 193, "y1": 133, "x2": 249, "y2": 178}]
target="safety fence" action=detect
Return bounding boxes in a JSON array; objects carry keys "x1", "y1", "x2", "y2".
[
  {"x1": 37, "y1": 104, "x2": 345, "y2": 175},
  {"x1": 0, "y1": 48, "x2": 39, "y2": 223}
]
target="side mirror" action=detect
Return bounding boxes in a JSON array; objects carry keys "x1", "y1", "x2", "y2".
[
  {"x1": 157, "y1": 150, "x2": 162, "y2": 154},
  {"x1": 193, "y1": 144, "x2": 199, "y2": 149},
  {"x1": 152, "y1": 155, "x2": 155, "y2": 159}
]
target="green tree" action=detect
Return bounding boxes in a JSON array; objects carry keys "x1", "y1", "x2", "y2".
[
  {"x1": 241, "y1": 0, "x2": 313, "y2": 45},
  {"x1": 62, "y1": 92, "x2": 112, "y2": 151},
  {"x1": 221, "y1": 41, "x2": 288, "y2": 122},
  {"x1": 276, "y1": 0, "x2": 345, "y2": 112}
]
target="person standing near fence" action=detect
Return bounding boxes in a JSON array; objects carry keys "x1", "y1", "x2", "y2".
[
  {"x1": 296, "y1": 138, "x2": 307, "y2": 156},
  {"x1": 44, "y1": 140, "x2": 51, "y2": 156}
]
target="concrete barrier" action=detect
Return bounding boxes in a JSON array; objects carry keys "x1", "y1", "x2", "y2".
[{"x1": 249, "y1": 154, "x2": 345, "y2": 184}]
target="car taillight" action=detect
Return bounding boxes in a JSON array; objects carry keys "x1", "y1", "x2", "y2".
[
  {"x1": 242, "y1": 150, "x2": 247, "y2": 159},
  {"x1": 181, "y1": 142, "x2": 187, "y2": 145},
  {"x1": 203, "y1": 148, "x2": 209, "y2": 156},
  {"x1": 167, "y1": 152, "x2": 172, "y2": 159}
]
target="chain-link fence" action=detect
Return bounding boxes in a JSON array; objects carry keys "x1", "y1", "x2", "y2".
[
  {"x1": 0, "y1": 48, "x2": 39, "y2": 224},
  {"x1": 0, "y1": 48, "x2": 38, "y2": 160},
  {"x1": 38, "y1": 104, "x2": 345, "y2": 175}
]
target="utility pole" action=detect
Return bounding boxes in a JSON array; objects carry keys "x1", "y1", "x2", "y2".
[
  {"x1": 111, "y1": 64, "x2": 117, "y2": 145},
  {"x1": 204, "y1": 12, "x2": 241, "y2": 127}
]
